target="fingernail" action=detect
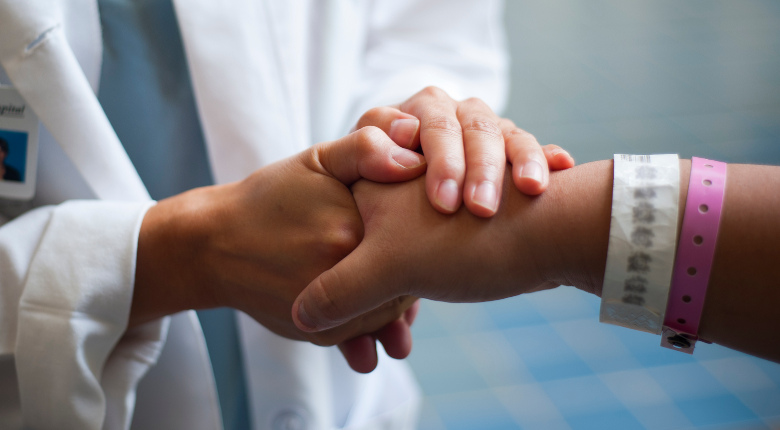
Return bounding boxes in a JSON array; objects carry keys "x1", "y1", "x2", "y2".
[
  {"x1": 551, "y1": 148, "x2": 573, "y2": 161},
  {"x1": 296, "y1": 301, "x2": 318, "y2": 331},
  {"x1": 391, "y1": 147, "x2": 425, "y2": 169},
  {"x1": 521, "y1": 160, "x2": 544, "y2": 183},
  {"x1": 472, "y1": 181, "x2": 498, "y2": 212},
  {"x1": 389, "y1": 118, "x2": 419, "y2": 148},
  {"x1": 435, "y1": 179, "x2": 459, "y2": 212}
]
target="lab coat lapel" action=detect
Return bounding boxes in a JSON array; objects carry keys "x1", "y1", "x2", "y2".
[
  {"x1": 1, "y1": 3, "x2": 224, "y2": 429},
  {"x1": 0, "y1": 0, "x2": 149, "y2": 202},
  {"x1": 172, "y1": 0, "x2": 306, "y2": 185}
]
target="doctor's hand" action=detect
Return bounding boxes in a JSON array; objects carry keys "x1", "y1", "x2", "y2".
[
  {"x1": 133, "y1": 127, "x2": 426, "y2": 372},
  {"x1": 356, "y1": 86, "x2": 575, "y2": 217},
  {"x1": 292, "y1": 164, "x2": 613, "y2": 333}
]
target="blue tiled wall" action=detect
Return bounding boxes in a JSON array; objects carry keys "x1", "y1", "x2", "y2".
[{"x1": 407, "y1": 1, "x2": 780, "y2": 429}]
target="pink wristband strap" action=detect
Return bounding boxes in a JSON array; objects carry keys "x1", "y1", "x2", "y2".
[{"x1": 661, "y1": 157, "x2": 727, "y2": 353}]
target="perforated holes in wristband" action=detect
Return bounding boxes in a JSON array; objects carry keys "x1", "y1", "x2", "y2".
[{"x1": 661, "y1": 157, "x2": 727, "y2": 353}]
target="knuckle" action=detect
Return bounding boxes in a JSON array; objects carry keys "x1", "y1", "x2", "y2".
[
  {"x1": 498, "y1": 118, "x2": 517, "y2": 130},
  {"x1": 359, "y1": 107, "x2": 391, "y2": 126},
  {"x1": 462, "y1": 119, "x2": 502, "y2": 139},
  {"x1": 308, "y1": 142, "x2": 329, "y2": 172},
  {"x1": 355, "y1": 126, "x2": 385, "y2": 158},
  {"x1": 470, "y1": 156, "x2": 504, "y2": 171},
  {"x1": 320, "y1": 223, "x2": 362, "y2": 259},
  {"x1": 470, "y1": 160, "x2": 503, "y2": 180},
  {"x1": 432, "y1": 153, "x2": 466, "y2": 177},
  {"x1": 425, "y1": 116, "x2": 462, "y2": 137},
  {"x1": 460, "y1": 97, "x2": 490, "y2": 110},
  {"x1": 362, "y1": 106, "x2": 385, "y2": 120},
  {"x1": 354, "y1": 126, "x2": 385, "y2": 151},
  {"x1": 311, "y1": 141, "x2": 331, "y2": 161},
  {"x1": 420, "y1": 85, "x2": 448, "y2": 99},
  {"x1": 506, "y1": 127, "x2": 537, "y2": 143}
]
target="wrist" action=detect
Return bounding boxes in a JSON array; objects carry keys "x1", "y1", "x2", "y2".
[
  {"x1": 559, "y1": 159, "x2": 691, "y2": 299},
  {"x1": 132, "y1": 185, "x2": 225, "y2": 327},
  {"x1": 536, "y1": 160, "x2": 614, "y2": 296}
]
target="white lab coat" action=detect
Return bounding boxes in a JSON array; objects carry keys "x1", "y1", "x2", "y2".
[{"x1": 0, "y1": 1, "x2": 508, "y2": 429}]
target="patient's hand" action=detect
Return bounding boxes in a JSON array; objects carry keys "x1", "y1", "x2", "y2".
[
  {"x1": 355, "y1": 87, "x2": 575, "y2": 217},
  {"x1": 291, "y1": 171, "x2": 557, "y2": 333},
  {"x1": 292, "y1": 161, "x2": 615, "y2": 333}
]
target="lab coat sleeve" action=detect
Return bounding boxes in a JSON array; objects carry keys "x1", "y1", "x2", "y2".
[
  {"x1": 0, "y1": 200, "x2": 168, "y2": 430},
  {"x1": 349, "y1": 0, "x2": 509, "y2": 124}
]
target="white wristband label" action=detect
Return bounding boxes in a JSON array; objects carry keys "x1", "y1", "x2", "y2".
[{"x1": 600, "y1": 154, "x2": 680, "y2": 334}]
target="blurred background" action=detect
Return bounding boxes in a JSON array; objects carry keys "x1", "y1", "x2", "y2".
[{"x1": 407, "y1": 1, "x2": 780, "y2": 429}]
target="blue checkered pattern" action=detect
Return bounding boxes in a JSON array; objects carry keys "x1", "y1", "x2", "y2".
[
  {"x1": 411, "y1": 292, "x2": 780, "y2": 430},
  {"x1": 407, "y1": 1, "x2": 780, "y2": 428}
]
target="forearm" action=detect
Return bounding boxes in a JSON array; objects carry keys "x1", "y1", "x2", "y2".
[
  {"x1": 293, "y1": 157, "x2": 780, "y2": 363},
  {"x1": 699, "y1": 163, "x2": 780, "y2": 361},
  {"x1": 542, "y1": 160, "x2": 780, "y2": 361},
  {"x1": 532, "y1": 160, "x2": 614, "y2": 295}
]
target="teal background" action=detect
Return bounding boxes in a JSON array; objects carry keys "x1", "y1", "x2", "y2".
[{"x1": 409, "y1": 1, "x2": 780, "y2": 429}]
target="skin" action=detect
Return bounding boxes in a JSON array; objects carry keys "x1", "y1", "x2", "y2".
[
  {"x1": 131, "y1": 88, "x2": 576, "y2": 373},
  {"x1": 134, "y1": 127, "x2": 426, "y2": 349},
  {"x1": 337, "y1": 90, "x2": 574, "y2": 370},
  {"x1": 389, "y1": 87, "x2": 563, "y2": 215},
  {"x1": 0, "y1": 148, "x2": 7, "y2": 177},
  {"x1": 294, "y1": 160, "x2": 780, "y2": 363}
]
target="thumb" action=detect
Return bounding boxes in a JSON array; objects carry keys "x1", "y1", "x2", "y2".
[
  {"x1": 314, "y1": 126, "x2": 426, "y2": 186},
  {"x1": 292, "y1": 241, "x2": 401, "y2": 332}
]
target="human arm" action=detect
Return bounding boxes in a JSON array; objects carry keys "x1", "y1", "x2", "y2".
[
  {"x1": 293, "y1": 159, "x2": 780, "y2": 363},
  {"x1": 321, "y1": 0, "x2": 574, "y2": 367},
  {"x1": 354, "y1": 94, "x2": 575, "y2": 217},
  {"x1": 131, "y1": 127, "x2": 424, "y2": 360},
  {"x1": 0, "y1": 124, "x2": 422, "y2": 429}
]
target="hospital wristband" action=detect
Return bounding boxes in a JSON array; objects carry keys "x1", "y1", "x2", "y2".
[
  {"x1": 661, "y1": 157, "x2": 727, "y2": 353},
  {"x1": 600, "y1": 154, "x2": 680, "y2": 334}
]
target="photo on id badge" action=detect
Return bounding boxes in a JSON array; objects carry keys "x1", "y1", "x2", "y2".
[
  {"x1": 0, "y1": 130, "x2": 27, "y2": 183},
  {"x1": 0, "y1": 85, "x2": 38, "y2": 201}
]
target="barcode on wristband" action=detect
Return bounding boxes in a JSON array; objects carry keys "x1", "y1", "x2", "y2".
[
  {"x1": 600, "y1": 154, "x2": 680, "y2": 334},
  {"x1": 619, "y1": 154, "x2": 652, "y2": 163}
]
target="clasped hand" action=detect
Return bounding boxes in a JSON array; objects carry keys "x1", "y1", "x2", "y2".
[{"x1": 134, "y1": 87, "x2": 573, "y2": 373}]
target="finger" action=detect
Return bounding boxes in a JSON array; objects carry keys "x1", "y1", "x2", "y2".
[
  {"x1": 400, "y1": 86, "x2": 464, "y2": 214},
  {"x1": 500, "y1": 119, "x2": 550, "y2": 195},
  {"x1": 355, "y1": 107, "x2": 420, "y2": 149},
  {"x1": 542, "y1": 144, "x2": 576, "y2": 171},
  {"x1": 526, "y1": 280, "x2": 562, "y2": 294},
  {"x1": 337, "y1": 305, "x2": 415, "y2": 372},
  {"x1": 338, "y1": 335, "x2": 379, "y2": 374},
  {"x1": 293, "y1": 240, "x2": 400, "y2": 332},
  {"x1": 404, "y1": 299, "x2": 420, "y2": 326},
  {"x1": 376, "y1": 318, "x2": 413, "y2": 360},
  {"x1": 458, "y1": 98, "x2": 506, "y2": 217},
  {"x1": 313, "y1": 126, "x2": 426, "y2": 186}
]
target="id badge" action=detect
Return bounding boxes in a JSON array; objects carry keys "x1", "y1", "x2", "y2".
[{"x1": 0, "y1": 85, "x2": 39, "y2": 200}]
